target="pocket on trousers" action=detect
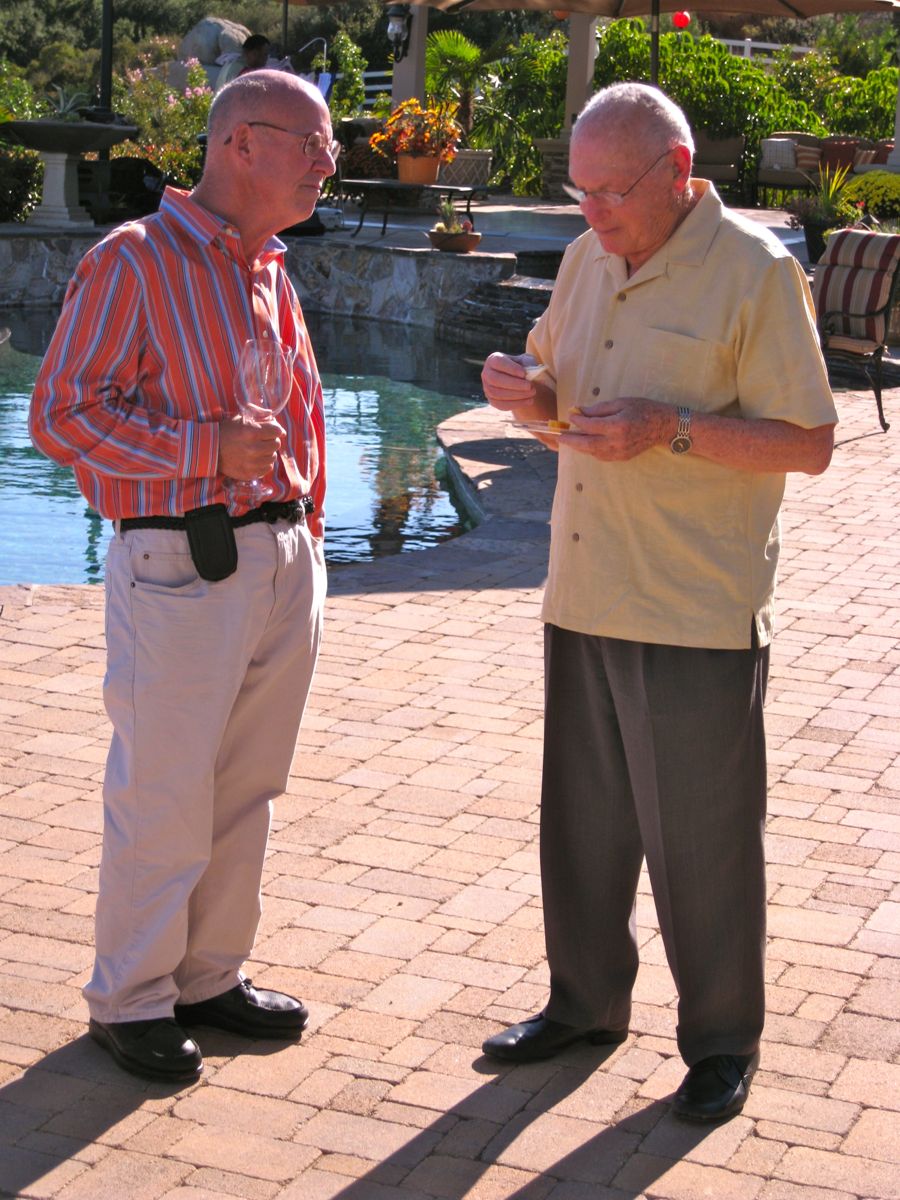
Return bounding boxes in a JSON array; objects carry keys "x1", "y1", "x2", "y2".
[{"x1": 127, "y1": 534, "x2": 202, "y2": 595}]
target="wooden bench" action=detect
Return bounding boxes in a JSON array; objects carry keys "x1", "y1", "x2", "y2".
[{"x1": 338, "y1": 178, "x2": 483, "y2": 237}]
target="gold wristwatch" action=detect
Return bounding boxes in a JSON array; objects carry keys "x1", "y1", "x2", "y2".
[{"x1": 670, "y1": 406, "x2": 693, "y2": 455}]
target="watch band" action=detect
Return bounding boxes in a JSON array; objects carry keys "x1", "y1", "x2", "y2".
[{"x1": 670, "y1": 406, "x2": 693, "y2": 455}]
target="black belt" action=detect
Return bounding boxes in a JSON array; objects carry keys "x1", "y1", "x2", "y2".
[{"x1": 119, "y1": 498, "x2": 313, "y2": 533}]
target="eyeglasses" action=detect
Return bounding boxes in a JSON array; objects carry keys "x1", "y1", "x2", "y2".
[
  {"x1": 225, "y1": 122, "x2": 341, "y2": 160},
  {"x1": 563, "y1": 147, "x2": 672, "y2": 207}
]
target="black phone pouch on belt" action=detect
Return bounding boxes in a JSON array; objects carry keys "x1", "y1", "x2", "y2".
[{"x1": 183, "y1": 504, "x2": 238, "y2": 581}]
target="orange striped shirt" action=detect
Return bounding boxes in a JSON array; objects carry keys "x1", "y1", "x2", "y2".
[{"x1": 29, "y1": 187, "x2": 326, "y2": 539}]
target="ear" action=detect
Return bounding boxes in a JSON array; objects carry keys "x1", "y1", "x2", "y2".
[
  {"x1": 228, "y1": 122, "x2": 255, "y2": 163},
  {"x1": 672, "y1": 144, "x2": 692, "y2": 194}
]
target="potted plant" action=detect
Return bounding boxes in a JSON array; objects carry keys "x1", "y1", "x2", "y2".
[
  {"x1": 784, "y1": 163, "x2": 861, "y2": 264},
  {"x1": 427, "y1": 196, "x2": 481, "y2": 252},
  {"x1": 370, "y1": 98, "x2": 460, "y2": 185}
]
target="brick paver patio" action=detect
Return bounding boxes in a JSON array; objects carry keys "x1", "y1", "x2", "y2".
[{"x1": 0, "y1": 383, "x2": 897, "y2": 1200}]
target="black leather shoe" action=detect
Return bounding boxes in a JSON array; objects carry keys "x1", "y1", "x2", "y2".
[
  {"x1": 89, "y1": 1017, "x2": 202, "y2": 1083},
  {"x1": 482, "y1": 1013, "x2": 628, "y2": 1063},
  {"x1": 672, "y1": 1052, "x2": 760, "y2": 1122},
  {"x1": 174, "y1": 977, "x2": 308, "y2": 1039}
]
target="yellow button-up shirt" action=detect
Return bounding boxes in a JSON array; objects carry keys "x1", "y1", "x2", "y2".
[{"x1": 527, "y1": 181, "x2": 837, "y2": 649}]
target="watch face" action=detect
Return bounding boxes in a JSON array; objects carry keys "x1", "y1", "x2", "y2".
[{"x1": 671, "y1": 436, "x2": 692, "y2": 455}]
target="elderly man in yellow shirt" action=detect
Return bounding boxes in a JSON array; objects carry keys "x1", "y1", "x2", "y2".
[{"x1": 480, "y1": 82, "x2": 837, "y2": 1123}]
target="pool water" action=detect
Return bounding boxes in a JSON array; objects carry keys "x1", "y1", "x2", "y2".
[{"x1": 0, "y1": 311, "x2": 487, "y2": 586}]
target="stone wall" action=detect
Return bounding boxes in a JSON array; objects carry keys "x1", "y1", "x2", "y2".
[
  {"x1": 0, "y1": 229, "x2": 517, "y2": 329},
  {"x1": 534, "y1": 136, "x2": 571, "y2": 202},
  {"x1": 0, "y1": 229, "x2": 100, "y2": 309},
  {"x1": 284, "y1": 239, "x2": 516, "y2": 328}
]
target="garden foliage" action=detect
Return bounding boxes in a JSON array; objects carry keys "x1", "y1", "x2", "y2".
[
  {"x1": 110, "y1": 56, "x2": 212, "y2": 187},
  {"x1": 843, "y1": 170, "x2": 900, "y2": 220},
  {"x1": 467, "y1": 31, "x2": 568, "y2": 195},
  {"x1": 0, "y1": 58, "x2": 44, "y2": 221},
  {"x1": 328, "y1": 30, "x2": 367, "y2": 120}
]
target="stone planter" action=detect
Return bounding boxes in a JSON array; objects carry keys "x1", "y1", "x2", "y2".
[
  {"x1": 427, "y1": 230, "x2": 482, "y2": 253},
  {"x1": 438, "y1": 149, "x2": 493, "y2": 188}
]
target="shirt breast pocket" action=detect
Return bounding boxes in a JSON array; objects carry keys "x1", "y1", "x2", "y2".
[{"x1": 622, "y1": 328, "x2": 714, "y2": 410}]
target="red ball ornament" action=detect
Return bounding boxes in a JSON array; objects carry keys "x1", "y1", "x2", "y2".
[{"x1": 673, "y1": 10, "x2": 691, "y2": 28}]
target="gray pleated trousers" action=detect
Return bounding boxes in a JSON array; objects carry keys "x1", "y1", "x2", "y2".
[{"x1": 540, "y1": 624, "x2": 769, "y2": 1066}]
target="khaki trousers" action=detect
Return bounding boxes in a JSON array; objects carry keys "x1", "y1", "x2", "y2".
[
  {"x1": 84, "y1": 518, "x2": 325, "y2": 1023},
  {"x1": 540, "y1": 624, "x2": 769, "y2": 1066}
]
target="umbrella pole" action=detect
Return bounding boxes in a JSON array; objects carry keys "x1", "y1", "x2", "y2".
[
  {"x1": 282, "y1": 0, "x2": 289, "y2": 57},
  {"x1": 100, "y1": 0, "x2": 113, "y2": 114},
  {"x1": 650, "y1": 0, "x2": 660, "y2": 85}
]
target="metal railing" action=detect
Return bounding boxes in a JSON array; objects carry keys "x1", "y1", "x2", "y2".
[{"x1": 718, "y1": 37, "x2": 811, "y2": 63}]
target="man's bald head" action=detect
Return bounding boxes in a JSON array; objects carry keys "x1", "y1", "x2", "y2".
[
  {"x1": 207, "y1": 71, "x2": 326, "y2": 143},
  {"x1": 572, "y1": 82, "x2": 694, "y2": 160}
]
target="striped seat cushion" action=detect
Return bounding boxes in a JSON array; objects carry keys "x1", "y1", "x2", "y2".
[{"x1": 812, "y1": 230, "x2": 900, "y2": 343}]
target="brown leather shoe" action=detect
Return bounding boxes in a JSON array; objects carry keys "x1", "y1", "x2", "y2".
[
  {"x1": 672, "y1": 1052, "x2": 760, "y2": 1122},
  {"x1": 174, "y1": 977, "x2": 308, "y2": 1039},
  {"x1": 482, "y1": 1013, "x2": 627, "y2": 1063},
  {"x1": 89, "y1": 1017, "x2": 202, "y2": 1083}
]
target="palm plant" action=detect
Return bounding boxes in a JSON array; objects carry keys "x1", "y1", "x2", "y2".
[{"x1": 425, "y1": 30, "x2": 495, "y2": 139}]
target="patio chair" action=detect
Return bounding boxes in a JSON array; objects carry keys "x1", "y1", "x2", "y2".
[
  {"x1": 692, "y1": 131, "x2": 745, "y2": 198},
  {"x1": 811, "y1": 228, "x2": 900, "y2": 433}
]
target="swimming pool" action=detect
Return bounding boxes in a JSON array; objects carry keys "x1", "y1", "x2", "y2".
[{"x1": 0, "y1": 311, "x2": 487, "y2": 585}]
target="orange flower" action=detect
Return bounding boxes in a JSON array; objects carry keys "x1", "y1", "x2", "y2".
[{"x1": 370, "y1": 99, "x2": 460, "y2": 165}]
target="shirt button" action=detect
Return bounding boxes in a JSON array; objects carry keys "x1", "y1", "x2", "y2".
[
  {"x1": 604, "y1": 339, "x2": 614, "y2": 349},
  {"x1": 575, "y1": 483, "x2": 584, "y2": 492},
  {"x1": 617, "y1": 292, "x2": 626, "y2": 302},
  {"x1": 592, "y1": 386, "x2": 600, "y2": 396},
  {"x1": 572, "y1": 532, "x2": 580, "y2": 542}
]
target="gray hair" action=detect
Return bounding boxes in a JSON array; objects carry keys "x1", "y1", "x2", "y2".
[{"x1": 573, "y1": 83, "x2": 694, "y2": 157}]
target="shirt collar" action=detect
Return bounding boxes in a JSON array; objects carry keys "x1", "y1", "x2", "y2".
[
  {"x1": 591, "y1": 179, "x2": 723, "y2": 286},
  {"x1": 158, "y1": 186, "x2": 286, "y2": 269}
]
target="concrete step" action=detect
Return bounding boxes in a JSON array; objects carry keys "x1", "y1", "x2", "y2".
[{"x1": 436, "y1": 273, "x2": 553, "y2": 353}]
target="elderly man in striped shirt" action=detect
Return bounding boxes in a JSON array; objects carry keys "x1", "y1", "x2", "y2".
[{"x1": 30, "y1": 71, "x2": 337, "y2": 1084}]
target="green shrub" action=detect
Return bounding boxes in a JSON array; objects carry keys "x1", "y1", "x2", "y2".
[
  {"x1": 469, "y1": 30, "x2": 568, "y2": 195},
  {"x1": 0, "y1": 147, "x2": 41, "y2": 221},
  {"x1": 822, "y1": 66, "x2": 898, "y2": 138},
  {"x1": 110, "y1": 57, "x2": 212, "y2": 186},
  {"x1": 0, "y1": 56, "x2": 46, "y2": 120},
  {"x1": 594, "y1": 22, "x2": 821, "y2": 148},
  {"x1": 328, "y1": 30, "x2": 366, "y2": 120},
  {"x1": 843, "y1": 170, "x2": 900, "y2": 219}
]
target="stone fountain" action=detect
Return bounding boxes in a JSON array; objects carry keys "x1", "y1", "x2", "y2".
[{"x1": 0, "y1": 119, "x2": 138, "y2": 231}]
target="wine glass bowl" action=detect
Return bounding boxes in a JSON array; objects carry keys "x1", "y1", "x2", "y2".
[{"x1": 227, "y1": 338, "x2": 296, "y2": 509}]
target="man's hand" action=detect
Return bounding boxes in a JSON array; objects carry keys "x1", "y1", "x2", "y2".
[
  {"x1": 218, "y1": 414, "x2": 284, "y2": 480},
  {"x1": 566, "y1": 396, "x2": 670, "y2": 460},
  {"x1": 481, "y1": 352, "x2": 538, "y2": 412},
  {"x1": 482, "y1": 352, "x2": 557, "y2": 424}
]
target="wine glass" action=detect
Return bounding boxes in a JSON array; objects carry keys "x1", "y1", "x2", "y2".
[{"x1": 227, "y1": 338, "x2": 296, "y2": 509}]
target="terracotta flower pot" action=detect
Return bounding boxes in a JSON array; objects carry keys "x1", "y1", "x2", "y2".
[
  {"x1": 427, "y1": 230, "x2": 482, "y2": 253},
  {"x1": 397, "y1": 154, "x2": 441, "y2": 185}
]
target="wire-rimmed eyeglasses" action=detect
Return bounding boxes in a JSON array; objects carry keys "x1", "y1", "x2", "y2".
[
  {"x1": 562, "y1": 147, "x2": 672, "y2": 207},
  {"x1": 225, "y1": 122, "x2": 341, "y2": 159}
]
